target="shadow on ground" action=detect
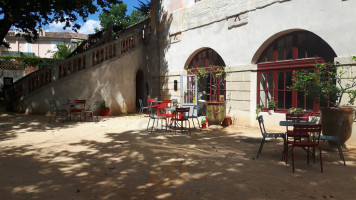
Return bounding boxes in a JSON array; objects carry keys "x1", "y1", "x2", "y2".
[{"x1": 0, "y1": 113, "x2": 356, "y2": 200}]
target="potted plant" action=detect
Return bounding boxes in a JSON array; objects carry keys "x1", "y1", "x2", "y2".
[
  {"x1": 288, "y1": 107, "x2": 305, "y2": 115},
  {"x1": 188, "y1": 65, "x2": 231, "y2": 126},
  {"x1": 268, "y1": 99, "x2": 276, "y2": 115},
  {"x1": 201, "y1": 119, "x2": 207, "y2": 129},
  {"x1": 290, "y1": 59, "x2": 356, "y2": 145},
  {"x1": 100, "y1": 100, "x2": 110, "y2": 116},
  {"x1": 256, "y1": 104, "x2": 264, "y2": 119}
]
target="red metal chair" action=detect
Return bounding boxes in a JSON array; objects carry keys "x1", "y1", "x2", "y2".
[
  {"x1": 285, "y1": 113, "x2": 310, "y2": 164},
  {"x1": 170, "y1": 107, "x2": 191, "y2": 135},
  {"x1": 157, "y1": 103, "x2": 173, "y2": 118},
  {"x1": 286, "y1": 124, "x2": 323, "y2": 173},
  {"x1": 162, "y1": 100, "x2": 172, "y2": 107},
  {"x1": 70, "y1": 99, "x2": 86, "y2": 121}
]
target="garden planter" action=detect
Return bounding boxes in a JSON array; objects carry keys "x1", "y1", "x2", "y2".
[
  {"x1": 320, "y1": 107, "x2": 354, "y2": 145},
  {"x1": 100, "y1": 108, "x2": 110, "y2": 116},
  {"x1": 268, "y1": 110, "x2": 274, "y2": 115},
  {"x1": 202, "y1": 124, "x2": 207, "y2": 129},
  {"x1": 206, "y1": 101, "x2": 226, "y2": 125}
]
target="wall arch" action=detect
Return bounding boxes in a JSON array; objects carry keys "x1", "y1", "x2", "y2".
[
  {"x1": 251, "y1": 29, "x2": 337, "y2": 64},
  {"x1": 255, "y1": 30, "x2": 337, "y2": 113}
]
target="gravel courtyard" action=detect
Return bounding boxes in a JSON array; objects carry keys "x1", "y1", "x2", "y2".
[{"x1": 1, "y1": 113, "x2": 356, "y2": 200}]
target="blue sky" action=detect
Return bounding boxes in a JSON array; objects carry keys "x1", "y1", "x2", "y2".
[{"x1": 46, "y1": 0, "x2": 140, "y2": 34}]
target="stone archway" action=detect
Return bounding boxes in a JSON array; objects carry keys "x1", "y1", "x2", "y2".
[{"x1": 186, "y1": 48, "x2": 226, "y2": 102}]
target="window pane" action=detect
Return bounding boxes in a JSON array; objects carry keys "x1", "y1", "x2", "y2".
[
  {"x1": 297, "y1": 92, "x2": 305, "y2": 109},
  {"x1": 278, "y1": 72, "x2": 284, "y2": 90},
  {"x1": 297, "y1": 33, "x2": 306, "y2": 59},
  {"x1": 277, "y1": 39, "x2": 284, "y2": 60},
  {"x1": 285, "y1": 72, "x2": 292, "y2": 88},
  {"x1": 260, "y1": 91, "x2": 266, "y2": 106},
  {"x1": 266, "y1": 46, "x2": 273, "y2": 62},
  {"x1": 260, "y1": 73, "x2": 266, "y2": 90},
  {"x1": 285, "y1": 91, "x2": 292, "y2": 109},
  {"x1": 306, "y1": 98, "x2": 314, "y2": 111},
  {"x1": 277, "y1": 91, "x2": 284, "y2": 108},
  {"x1": 306, "y1": 34, "x2": 316, "y2": 58},
  {"x1": 285, "y1": 35, "x2": 293, "y2": 60},
  {"x1": 267, "y1": 73, "x2": 273, "y2": 90},
  {"x1": 268, "y1": 91, "x2": 273, "y2": 102}
]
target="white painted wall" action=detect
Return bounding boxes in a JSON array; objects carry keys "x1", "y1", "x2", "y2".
[{"x1": 159, "y1": 0, "x2": 356, "y2": 145}]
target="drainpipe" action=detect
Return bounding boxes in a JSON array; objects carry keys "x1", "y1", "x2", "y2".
[{"x1": 155, "y1": 0, "x2": 161, "y2": 100}]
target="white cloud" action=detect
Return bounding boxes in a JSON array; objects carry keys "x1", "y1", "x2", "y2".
[
  {"x1": 47, "y1": 20, "x2": 101, "y2": 34},
  {"x1": 48, "y1": 21, "x2": 70, "y2": 32},
  {"x1": 77, "y1": 20, "x2": 101, "y2": 34}
]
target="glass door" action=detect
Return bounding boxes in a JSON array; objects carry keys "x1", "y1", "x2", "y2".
[{"x1": 180, "y1": 74, "x2": 197, "y2": 106}]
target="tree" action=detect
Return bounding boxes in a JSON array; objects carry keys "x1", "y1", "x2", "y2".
[
  {"x1": 129, "y1": 10, "x2": 147, "y2": 24},
  {"x1": 134, "y1": 0, "x2": 151, "y2": 16},
  {"x1": 0, "y1": 0, "x2": 121, "y2": 48},
  {"x1": 51, "y1": 44, "x2": 71, "y2": 59},
  {"x1": 98, "y1": 3, "x2": 131, "y2": 33},
  {"x1": 97, "y1": 3, "x2": 148, "y2": 33}
]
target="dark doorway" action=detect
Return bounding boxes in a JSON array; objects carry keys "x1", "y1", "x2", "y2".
[{"x1": 136, "y1": 69, "x2": 144, "y2": 108}]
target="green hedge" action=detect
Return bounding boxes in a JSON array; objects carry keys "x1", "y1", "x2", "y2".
[{"x1": 0, "y1": 56, "x2": 62, "y2": 70}]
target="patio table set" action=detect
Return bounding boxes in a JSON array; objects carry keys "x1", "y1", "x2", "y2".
[
  {"x1": 256, "y1": 113, "x2": 346, "y2": 173},
  {"x1": 139, "y1": 98, "x2": 201, "y2": 134},
  {"x1": 48, "y1": 99, "x2": 98, "y2": 123}
]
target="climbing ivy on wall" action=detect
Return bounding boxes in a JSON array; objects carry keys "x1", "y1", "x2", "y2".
[{"x1": 0, "y1": 56, "x2": 62, "y2": 70}]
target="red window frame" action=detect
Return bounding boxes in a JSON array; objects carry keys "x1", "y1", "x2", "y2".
[
  {"x1": 257, "y1": 59, "x2": 324, "y2": 113},
  {"x1": 257, "y1": 31, "x2": 335, "y2": 114}
]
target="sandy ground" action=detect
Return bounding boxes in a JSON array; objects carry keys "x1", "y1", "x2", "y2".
[{"x1": 0, "y1": 112, "x2": 356, "y2": 200}]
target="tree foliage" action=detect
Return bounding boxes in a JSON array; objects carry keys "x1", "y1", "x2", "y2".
[
  {"x1": 290, "y1": 61, "x2": 356, "y2": 108},
  {"x1": 0, "y1": 56, "x2": 62, "y2": 70},
  {"x1": 134, "y1": 0, "x2": 151, "y2": 16},
  {"x1": 51, "y1": 44, "x2": 71, "y2": 59},
  {"x1": 97, "y1": 2, "x2": 149, "y2": 33},
  {"x1": 0, "y1": 0, "x2": 121, "y2": 48}
]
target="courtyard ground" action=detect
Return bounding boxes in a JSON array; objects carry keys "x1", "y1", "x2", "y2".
[{"x1": 0, "y1": 113, "x2": 356, "y2": 200}]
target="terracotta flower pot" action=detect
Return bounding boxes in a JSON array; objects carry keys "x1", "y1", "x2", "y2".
[
  {"x1": 100, "y1": 108, "x2": 110, "y2": 116},
  {"x1": 320, "y1": 107, "x2": 354, "y2": 145},
  {"x1": 206, "y1": 101, "x2": 226, "y2": 125}
]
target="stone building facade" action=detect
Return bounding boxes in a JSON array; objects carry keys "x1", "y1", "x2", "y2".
[{"x1": 148, "y1": 0, "x2": 356, "y2": 142}]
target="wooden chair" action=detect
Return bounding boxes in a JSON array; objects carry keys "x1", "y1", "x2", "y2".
[
  {"x1": 287, "y1": 124, "x2": 323, "y2": 173},
  {"x1": 256, "y1": 115, "x2": 286, "y2": 159}
]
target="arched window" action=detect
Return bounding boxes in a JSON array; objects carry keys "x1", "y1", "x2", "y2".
[
  {"x1": 257, "y1": 31, "x2": 336, "y2": 113},
  {"x1": 187, "y1": 48, "x2": 226, "y2": 101}
]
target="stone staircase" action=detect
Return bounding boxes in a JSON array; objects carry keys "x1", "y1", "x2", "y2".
[{"x1": 6, "y1": 18, "x2": 150, "y2": 114}]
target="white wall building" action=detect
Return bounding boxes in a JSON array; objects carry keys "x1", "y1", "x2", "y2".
[{"x1": 151, "y1": 0, "x2": 356, "y2": 142}]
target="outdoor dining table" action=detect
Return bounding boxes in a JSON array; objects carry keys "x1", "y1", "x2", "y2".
[
  {"x1": 280, "y1": 120, "x2": 317, "y2": 159},
  {"x1": 62, "y1": 102, "x2": 84, "y2": 121},
  {"x1": 279, "y1": 121, "x2": 316, "y2": 127}
]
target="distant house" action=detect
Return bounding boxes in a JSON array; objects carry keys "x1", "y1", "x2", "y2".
[
  {"x1": 1, "y1": 30, "x2": 88, "y2": 58},
  {"x1": 0, "y1": 30, "x2": 88, "y2": 98}
]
